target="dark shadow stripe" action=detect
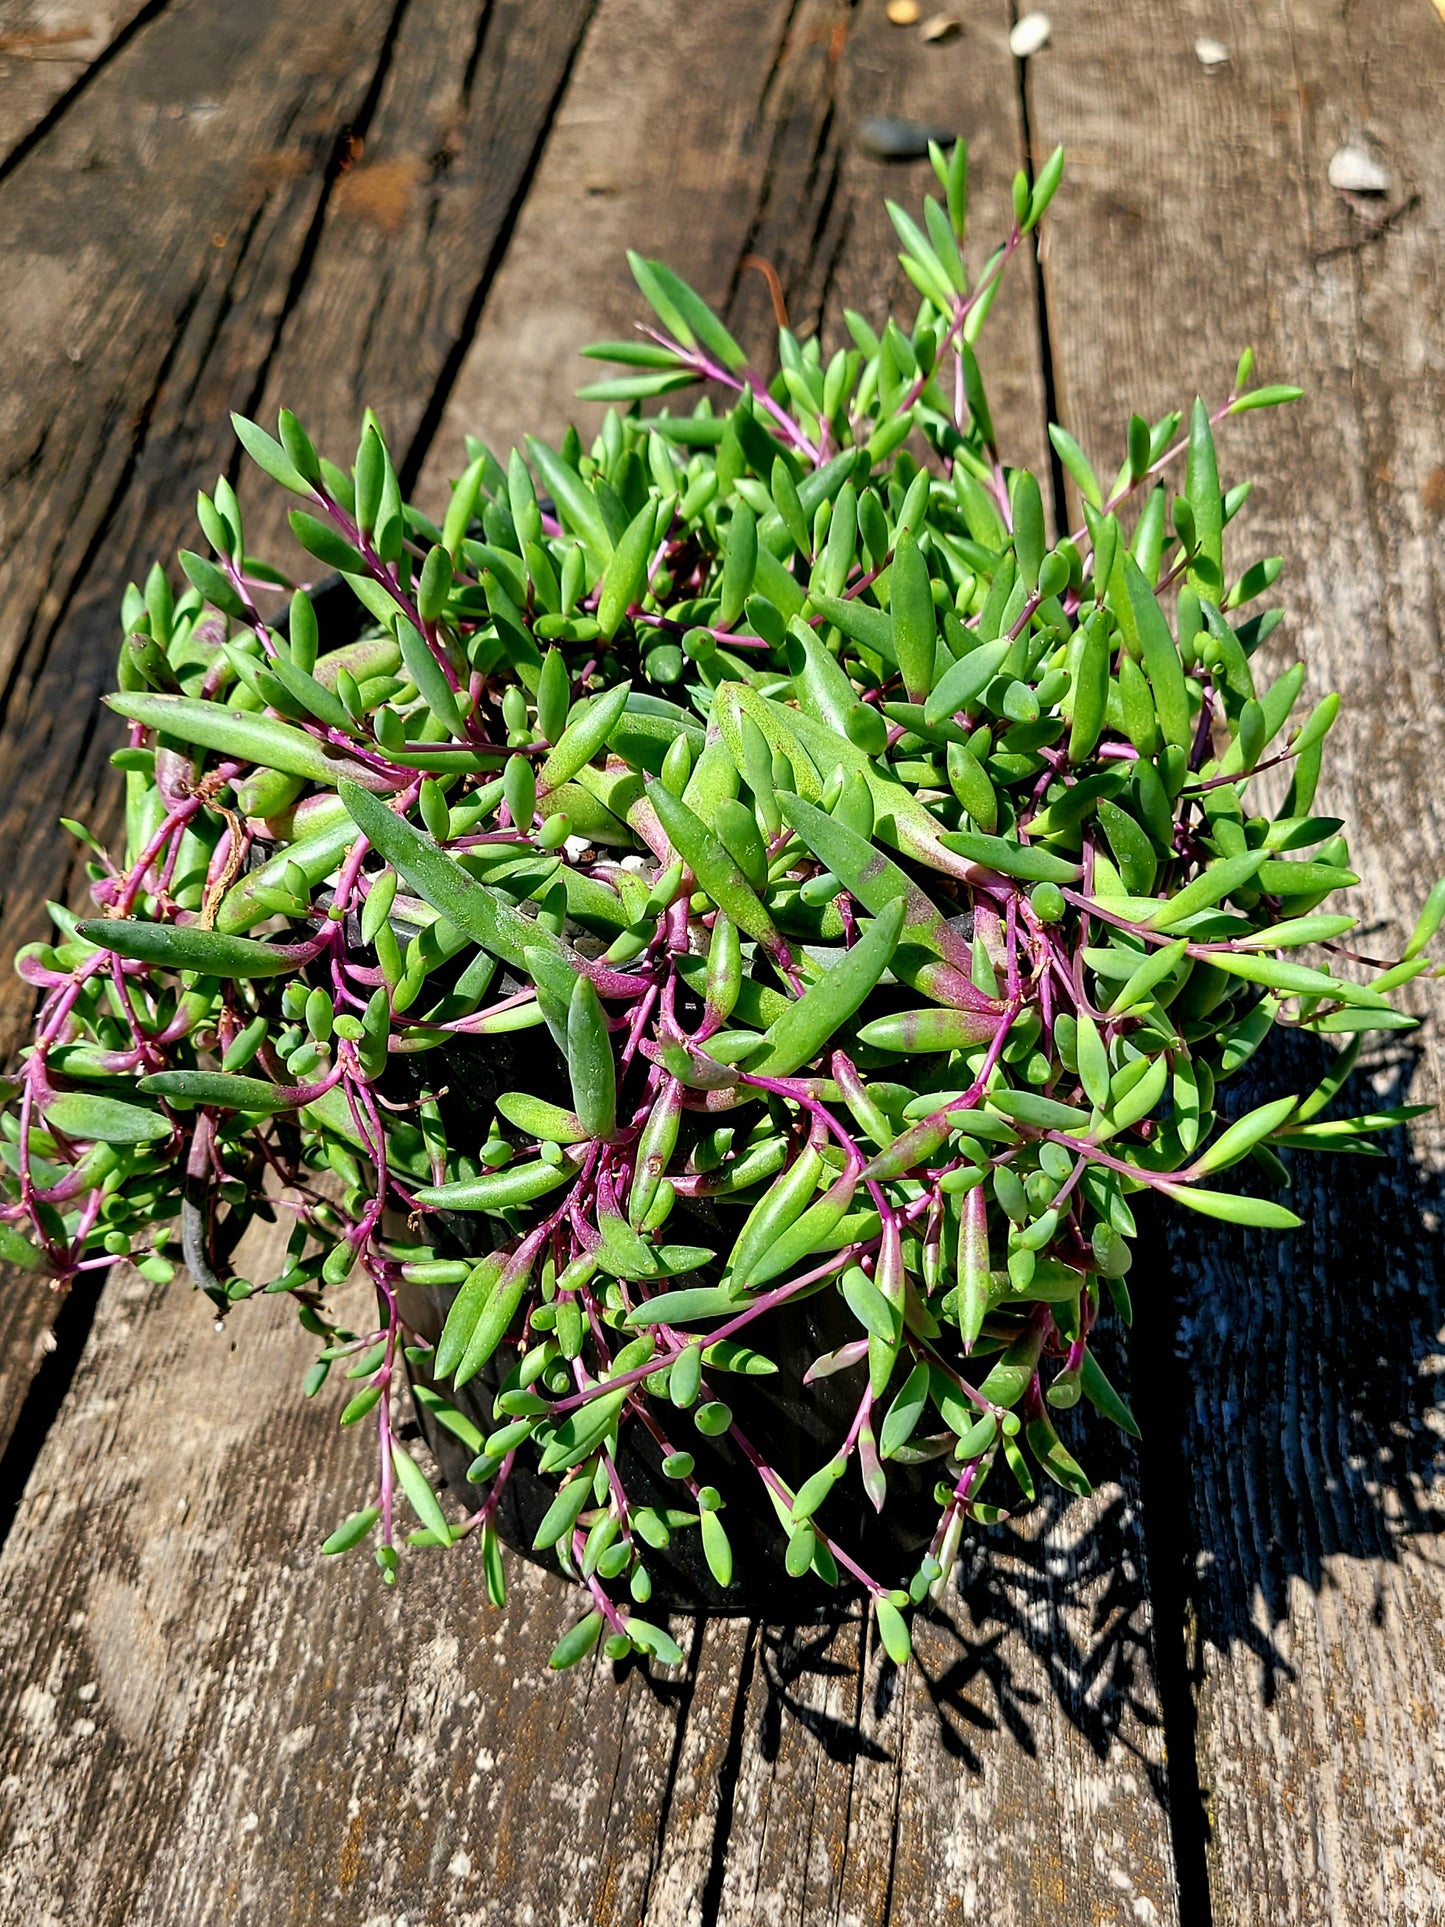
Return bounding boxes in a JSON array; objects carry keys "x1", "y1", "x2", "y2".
[{"x1": 0, "y1": 1271, "x2": 105, "y2": 1557}]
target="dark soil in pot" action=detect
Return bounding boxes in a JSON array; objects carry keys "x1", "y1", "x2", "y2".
[{"x1": 389, "y1": 1030, "x2": 952, "y2": 1616}]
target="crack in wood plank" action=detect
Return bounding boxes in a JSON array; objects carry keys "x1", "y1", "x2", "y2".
[{"x1": 0, "y1": 0, "x2": 172, "y2": 177}]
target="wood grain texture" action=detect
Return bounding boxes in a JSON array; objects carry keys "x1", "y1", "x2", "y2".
[
  {"x1": 0, "y1": 0, "x2": 589, "y2": 1419},
  {"x1": 0, "y1": 0, "x2": 407, "y2": 1443},
  {"x1": 1027, "y1": 2, "x2": 1445, "y2": 1918},
  {"x1": 0, "y1": 0, "x2": 157, "y2": 164},
  {"x1": 0, "y1": 0, "x2": 402, "y2": 1060},
  {"x1": 416, "y1": 0, "x2": 827, "y2": 506},
  {"x1": 241, "y1": 0, "x2": 599, "y2": 557}
]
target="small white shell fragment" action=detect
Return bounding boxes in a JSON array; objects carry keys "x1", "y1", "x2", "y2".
[
  {"x1": 1008, "y1": 11, "x2": 1051, "y2": 58},
  {"x1": 920, "y1": 12, "x2": 962, "y2": 41},
  {"x1": 1327, "y1": 143, "x2": 1391, "y2": 194},
  {"x1": 1194, "y1": 36, "x2": 1230, "y2": 68}
]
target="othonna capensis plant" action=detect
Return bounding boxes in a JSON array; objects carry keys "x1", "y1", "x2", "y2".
[{"x1": 3, "y1": 142, "x2": 1440, "y2": 1673}]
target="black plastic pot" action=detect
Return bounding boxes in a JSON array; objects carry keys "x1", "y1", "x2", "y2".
[
  {"x1": 399, "y1": 1271, "x2": 948, "y2": 1613},
  {"x1": 388, "y1": 1027, "x2": 947, "y2": 1612}
]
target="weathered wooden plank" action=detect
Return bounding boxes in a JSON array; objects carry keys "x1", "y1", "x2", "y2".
[
  {"x1": 1026, "y1": 3, "x2": 1445, "y2": 1919},
  {"x1": 414, "y1": 0, "x2": 815, "y2": 504},
  {"x1": 241, "y1": 0, "x2": 598, "y2": 558},
  {"x1": 0, "y1": 0, "x2": 589, "y2": 1460},
  {"x1": 0, "y1": 0, "x2": 155, "y2": 165},
  {"x1": 0, "y1": 0, "x2": 406, "y2": 1060},
  {"x1": 742, "y1": 0, "x2": 1053, "y2": 492}
]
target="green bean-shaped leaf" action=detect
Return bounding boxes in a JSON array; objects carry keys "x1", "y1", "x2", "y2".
[
  {"x1": 288, "y1": 510, "x2": 368, "y2": 576},
  {"x1": 1106, "y1": 938, "x2": 1188, "y2": 1016},
  {"x1": 454, "y1": 1241, "x2": 543, "y2": 1386},
  {"x1": 44, "y1": 1093, "x2": 170, "y2": 1144},
  {"x1": 1185, "y1": 397, "x2": 1223, "y2": 598},
  {"x1": 339, "y1": 780, "x2": 561, "y2": 970},
  {"x1": 1190, "y1": 1095, "x2": 1297, "y2": 1177},
  {"x1": 958, "y1": 1183, "x2": 989, "y2": 1348},
  {"x1": 525, "y1": 437, "x2": 613, "y2": 559},
  {"x1": 859, "y1": 1114, "x2": 950, "y2": 1181},
  {"x1": 549, "y1": 1611, "x2": 604, "y2": 1670},
  {"x1": 598, "y1": 499, "x2": 657, "y2": 641},
  {"x1": 1156, "y1": 1181, "x2": 1300, "y2": 1229},
  {"x1": 537, "y1": 681, "x2": 632, "y2": 794},
  {"x1": 78, "y1": 919, "x2": 319, "y2": 979},
  {"x1": 495, "y1": 1092, "x2": 590, "y2": 1145},
  {"x1": 717, "y1": 503, "x2": 757, "y2": 631},
  {"x1": 648, "y1": 781, "x2": 786, "y2": 959},
  {"x1": 976, "y1": 1322, "x2": 1045, "y2": 1409},
  {"x1": 923, "y1": 639, "x2": 1010, "y2": 728},
  {"x1": 729, "y1": 1143, "x2": 823, "y2": 1286},
  {"x1": 741, "y1": 1169, "x2": 858, "y2": 1288},
  {"x1": 749, "y1": 900, "x2": 905, "y2": 1079},
  {"x1": 533, "y1": 1474, "x2": 593, "y2": 1549},
  {"x1": 391, "y1": 1446, "x2": 453, "y2": 1545},
  {"x1": 1145, "y1": 850, "x2": 1268, "y2": 930},
  {"x1": 857, "y1": 1006, "x2": 999, "y2": 1053},
  {"x1": 1024, "y1": 1407, "x2": 1092, "y2": 1497},
  {"x1": 1124, "y1": 556, "x2": 1191, "y2": 751},
  {"x1": 1010, "y1": 471, "x2": 1045, "y2": 589},
  {"x1": 937, "y1": 831, "x2": 1081, "y2": 884},
  {"x1": 1068, "y1": 612, "x2": 1110, "y2": 762},
  {"x1": 989, "y1": 1090, "x2": 1092, "y2": 1131},
  {"x1": 874, "y1": 1597, "x2": 912, "y2": 1665},
  {"x1": 434, "y1": 1252, "x2": 504, "y2": 1378},
  {"x1": 890, "y1": 532, "x2": 936, "y2": 704},
  {"x1": 538, "y1": 1384, "x2": 630, "y2": 1474},
  {"x1": 414, "y1": 1160, "x2": 572, "y2": 1212},
  {"x1": 880, "y1": 1361, "x2": 932, "y2": 1459},
  {"x1": 841, "y1": 1267, "x2": 900, "y2": 1344},
  {"x1": 623, "y1": 1285, "x2": 741, "y2": 1326},
  {"x1": 809, "y1": 592, "x2": 896, "y2": 665},
  {"x1": 140, "y1": 1070, "x2": 308, "y2": 1113},
  {"x1": 106, "y1": 693, "x2": 391, "y2": 790},
  {"x1": 1208, "y1": 951, "x2": 1390, "y2": 1010},
  {"x1": 396, "y1": 619, "x2": 465, "y2": 739},
  {"x1": 567, "y1": 976, "x2": 617, "y2": 1141},
  {"x1": 178, "y1": 550, "x2": 248, "y2": 622}
]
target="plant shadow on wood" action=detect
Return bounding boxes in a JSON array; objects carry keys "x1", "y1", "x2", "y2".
[
  {"x1": 612, "y1": 1408, "x2": 1163, "y2": 1786},
  {"x1": 1134, "y1": 1020, "x2": 1445, "y2": 1709},
  {"x1": 611, "y1": 1024, "x2": 1441, "y2": 1782}
]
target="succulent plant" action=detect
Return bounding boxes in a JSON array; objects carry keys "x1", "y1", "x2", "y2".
[{"x1": 3, "y1": 144, "x2": 1440, "y2": 1672}]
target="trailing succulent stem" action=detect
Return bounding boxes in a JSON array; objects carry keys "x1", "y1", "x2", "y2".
[{"x1": 4, "y1": 144, "x2": 1441, "y2": 1673}]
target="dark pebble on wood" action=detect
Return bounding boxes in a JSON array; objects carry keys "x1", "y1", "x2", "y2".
[{"x1": 858, "y1": 116, "x2": 955, "y2": 161}]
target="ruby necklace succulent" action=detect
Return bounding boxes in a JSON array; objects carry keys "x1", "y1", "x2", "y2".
[{"x1": 3, "y1": 144, "x2": 1441, "y2": 1671}]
